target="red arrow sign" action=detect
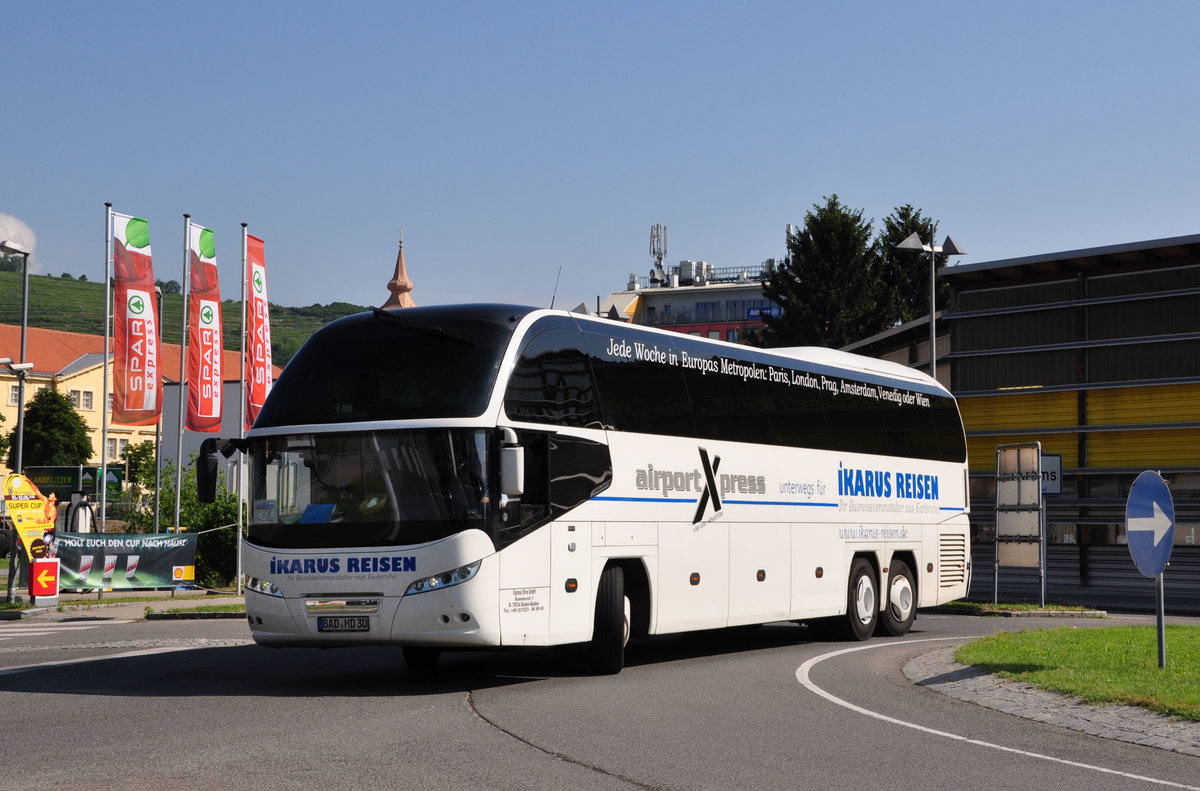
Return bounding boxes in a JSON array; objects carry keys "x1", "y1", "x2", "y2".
[{"x1": 30, "y1": 558, "x2": 59, "y2": 597}]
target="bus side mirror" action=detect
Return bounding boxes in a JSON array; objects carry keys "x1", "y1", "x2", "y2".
[
  {"x1": 197, "y1": 438, "x2": 220, "y2": 503},
  {"x1": 499, "y1": 428, "x2": 524, "y2": 497}
]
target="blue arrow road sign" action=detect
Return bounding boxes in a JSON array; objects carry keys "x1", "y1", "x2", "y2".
[{"x1": 1126, "y1": 470, "x2": 1175, "y2": 578}]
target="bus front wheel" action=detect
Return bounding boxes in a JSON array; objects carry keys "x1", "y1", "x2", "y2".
[
  {"x1": 842, "y1": 558, "x2": 878, "y2": 641},
  {"x1": 877, "y1": 560, "x2": 916, "y2": 636},
  {"x1": 589, "y1": 565, "x2": 629, "y2": 675}
]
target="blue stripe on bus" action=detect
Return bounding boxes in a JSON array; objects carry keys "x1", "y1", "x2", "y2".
[
  {"x1": 723, "y1": 499, "x2": 838, "y2": 508},
  {"x1": 591, "y1": 496, "x2": 840, "y2": 508},
  {"x1": 592, "y1": 497, "x2": 963, "y2": 511},
  {"x1": 591, "y1": 495, "x2": 697, "y2": 504}
]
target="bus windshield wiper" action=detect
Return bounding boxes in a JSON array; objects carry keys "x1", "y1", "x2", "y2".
[{"x1": 371, "y1": 307, "x2": 473, "y2": 347}]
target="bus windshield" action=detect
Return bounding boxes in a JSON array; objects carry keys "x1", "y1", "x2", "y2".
[
  {"x1": 253, "y1": 306, "x2": 528, "y2": 428},
  {"x1": 247, "y1": 429, "x2": 495, "y2": 550}
]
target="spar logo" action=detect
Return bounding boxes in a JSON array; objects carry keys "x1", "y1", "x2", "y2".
[{"x1": 128, "y1": 294, "x2": 146, "y2": 315}]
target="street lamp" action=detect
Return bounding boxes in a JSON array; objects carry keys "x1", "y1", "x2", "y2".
[
  {"x1": 0, "y1": 240, "x2": 31, "y2": 473},
  {"x1": 896, "y1": 232, "x2": 966, "y2": 380}
]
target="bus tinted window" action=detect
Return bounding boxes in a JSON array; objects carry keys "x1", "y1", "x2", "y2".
[
  {"x1": 763, "y1": 380, "x2": 829, "y2": 449},
  {"x1": 584, "y1": 329, "x2": 695, "y2": 437},
  {"x1": 822, "y1": 389, "x2": 886, "y2": 455},
  {"x1": 255, "y1": 307, "x2": 523, "y2": 427},
  {"x1": 505, "y1": 328, "x2": 602, "y2": 428},
  {"x1": 676, "y1": 339, "x2": 769, "y2": 445},
  {"x1": 932, "y1": 396, "x2": 968, "y2": 462},
  {"x1": 879, "y1": 395, "x2": 938, "y2": 459}
]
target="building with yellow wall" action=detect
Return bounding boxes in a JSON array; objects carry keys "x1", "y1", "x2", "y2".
[{"x1": 1, "y1": 323, "x2": 243, "y2": 478}]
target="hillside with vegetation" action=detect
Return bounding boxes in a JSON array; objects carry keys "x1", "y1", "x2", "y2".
[{"x1": 0, "y1": 270, "x2": 370, "y2": 366}]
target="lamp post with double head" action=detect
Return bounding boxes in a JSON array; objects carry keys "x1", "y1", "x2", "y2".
[
  {"x1": 895, "y1": 232, "x2": 966, "y2": 381},
  {"x1": 0, "y1": 240, "x2": 32, "y2": 473}
]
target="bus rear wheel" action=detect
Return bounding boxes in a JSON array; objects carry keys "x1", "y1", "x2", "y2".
[
  {"x1": 841, "y1": 558, "x2": 877, "y2": 641},
  {"x1": 589, "y1": 565, "x2": 629, "y2": 675},
  {"x1": 878, "y1": 560, "x2": 916, "y2": 636}
]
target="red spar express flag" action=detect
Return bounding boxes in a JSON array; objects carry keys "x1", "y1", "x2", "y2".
[
  {"x1": 186, "y1": 223, "x2": 222, "y2": 432},
  {"x1": 112, "y1": 214, "x2": 162, "y2": 426},
  {"x1": 245, "y1": 234, "x2": 272, "y2": 430}
]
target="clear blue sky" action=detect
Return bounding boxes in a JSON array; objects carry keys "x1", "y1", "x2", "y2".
[{"x1": 4, "y1": 1, "x2": 1198, "y2": 311}]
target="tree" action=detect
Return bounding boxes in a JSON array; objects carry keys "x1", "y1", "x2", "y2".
[
  {"x1": 877, "y1": 204, "x2": 949, "y2": 325},
  {"x1": 122, "y1": 441, "x2": 156, "y2": 486},
  {"x1": 125, "y1": 456, "x2": 241, "y2": 587},
  {"x1": 112, "y1": 440, "x2": 158, "y2": 518},
  {"x1": 761, "y1": 195, "x2": 885, "y2": 348},
  {"x1": 0, "y1": 412, "x2": 7, "y2": 463},
  {"x1": 155, "y1": 279, "x2": 182, "y2": 296},
  {"x1": 5, "y1": 388, "x2": 92, "y2": 469}
]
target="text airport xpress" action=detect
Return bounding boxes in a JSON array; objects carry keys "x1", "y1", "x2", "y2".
[
  {"x1": 269, "y1": 555, "x2": 417, "y2": 575},
  {"x1": 838, "y1": 464, "x2": 939, "y2": 500}
]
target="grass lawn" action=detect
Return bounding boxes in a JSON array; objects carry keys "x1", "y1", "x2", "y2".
[
  {"x1": 156, "y1": 603, "x2": 245, "y2": 615},
  {"x1": 956, "y1": 625, "x2": 1200, "y2": 721}
]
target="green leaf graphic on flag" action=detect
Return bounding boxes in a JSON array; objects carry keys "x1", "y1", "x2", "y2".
[
  {"x1": 199, "y1": 228, "x2": 215, "y2": 259},
  {"x1": 201, "y1": 305, "x2": 215, "y2": 325},
  {"x1": 126, "y1": 218, "x2": 151, "y2": 249}
]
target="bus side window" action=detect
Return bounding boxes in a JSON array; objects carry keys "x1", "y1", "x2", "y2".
[
  {"x1": 495, "y1": 432, "x2": 549, "y2": 548},
  {"x1": 504, "y1": 329, "x2": 601, "y2": 428}
]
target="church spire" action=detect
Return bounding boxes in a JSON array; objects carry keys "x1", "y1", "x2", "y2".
[{"x1": 382, "y1": 228, "x2": 416, "y2": 308}]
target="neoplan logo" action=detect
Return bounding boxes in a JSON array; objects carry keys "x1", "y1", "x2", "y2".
[{"x1": 693, "y1": 447, "x2": 721, "y2": 524}]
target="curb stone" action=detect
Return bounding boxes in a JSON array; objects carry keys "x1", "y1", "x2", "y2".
[{"x1": 905, "y1": 645, "x2": 1200, "y2": 757}]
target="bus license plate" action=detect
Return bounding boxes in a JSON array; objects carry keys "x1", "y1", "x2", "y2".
[{"x1": 317, "y1": 616, "x2": 370, "y2": 633}]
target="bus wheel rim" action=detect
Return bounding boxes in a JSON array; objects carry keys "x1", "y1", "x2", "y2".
[
  {"x1": 889, "y1": 576, "x2": 913, "y2": 621},
  {"x1": 855, "y1": 576, "x2": 875, "y2": 624}
]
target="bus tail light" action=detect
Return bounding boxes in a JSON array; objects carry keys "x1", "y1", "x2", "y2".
[{"x1": 405, "y1": 560, "x2": 482, "y2": 596}]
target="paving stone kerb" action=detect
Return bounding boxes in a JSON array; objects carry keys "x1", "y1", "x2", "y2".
[{"x1": 905, "y1": 646, "x2": 1200, "y2": 757}]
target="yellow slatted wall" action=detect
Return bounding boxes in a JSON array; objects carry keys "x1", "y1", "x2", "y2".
[
  {"x1": 958, "y1": 390, "x2": 1077, "y2": 431},
  {"x1": 959, "y1": 391, "x2": 1079, "y2": 472},
  {"x1": 1087, "y1": 384, "x2": 1200, "y2": 425},
  {"x1": 959, "y1": 385, "x2": 1200, "y2": 471},
  {"x1": 1087, "y1": 429, "x2": 1200, "y2": 467}
]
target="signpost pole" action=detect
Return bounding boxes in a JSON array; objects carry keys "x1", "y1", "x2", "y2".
[
  {"x1": 1156, "y1": 573, "x2": 1166, "y2": 669},
  {"x1": 1125, "y1": 469, "x2": 1174, "y2": 671}
]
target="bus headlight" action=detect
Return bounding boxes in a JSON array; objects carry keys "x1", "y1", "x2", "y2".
[
  {"x1": 245, "y1": 575, "x2": 284, "y2": 598},
  {"x1": 404, "y1": 560, "x2": 482, "y2": 596}
]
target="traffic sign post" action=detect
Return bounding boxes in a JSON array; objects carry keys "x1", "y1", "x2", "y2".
[
  {"x1": 1125, "y1": 470, "x2": 1175, "y2": 669},
  {"x1": 29, "y1": 557, "x2": 60, "y2": 606}
]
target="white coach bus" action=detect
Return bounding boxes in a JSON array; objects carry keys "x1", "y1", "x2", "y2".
[{"x1": 204, "y1": 305, "x2": 970, "y2": 673}]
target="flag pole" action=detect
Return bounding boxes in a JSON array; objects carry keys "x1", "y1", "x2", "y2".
[
  {"x1": 101, "y1": 203, "x2": 113, "y2": 532},
  {"x1": 237, "y1": 223, "x2": 248, "y2": 595},
  {"x1": 174, "y1": 214, "x2": 190, "y2": 529}
]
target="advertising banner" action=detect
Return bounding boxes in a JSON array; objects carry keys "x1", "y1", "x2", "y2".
[
  {"x1": 112, "y1": 213, "x2": 162, "y2": 426},
  {"x1": 23, "y1": 466, "x2": 99, "y2": 499},
  {"x1": 245, "y1": 233, "x2": 273, "y2": 430},
  {"x1": 2, "y1": 473, "x2": 57, "y2": 562},
  {"x1": 54, "y1": 532, "x2": 197, "y2": 591},
  {"x1": 187, "y1": 223, "x2": 223, "y2": 432}
]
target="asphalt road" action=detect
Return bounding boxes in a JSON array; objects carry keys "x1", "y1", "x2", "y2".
[{"x1": 1, "y1": 608, "x2": 1197, "y2": 790}]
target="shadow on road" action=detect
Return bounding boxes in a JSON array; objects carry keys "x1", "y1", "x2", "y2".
[{"x1": 0, "y1": 620, "x2": 926, "y2": 698}]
